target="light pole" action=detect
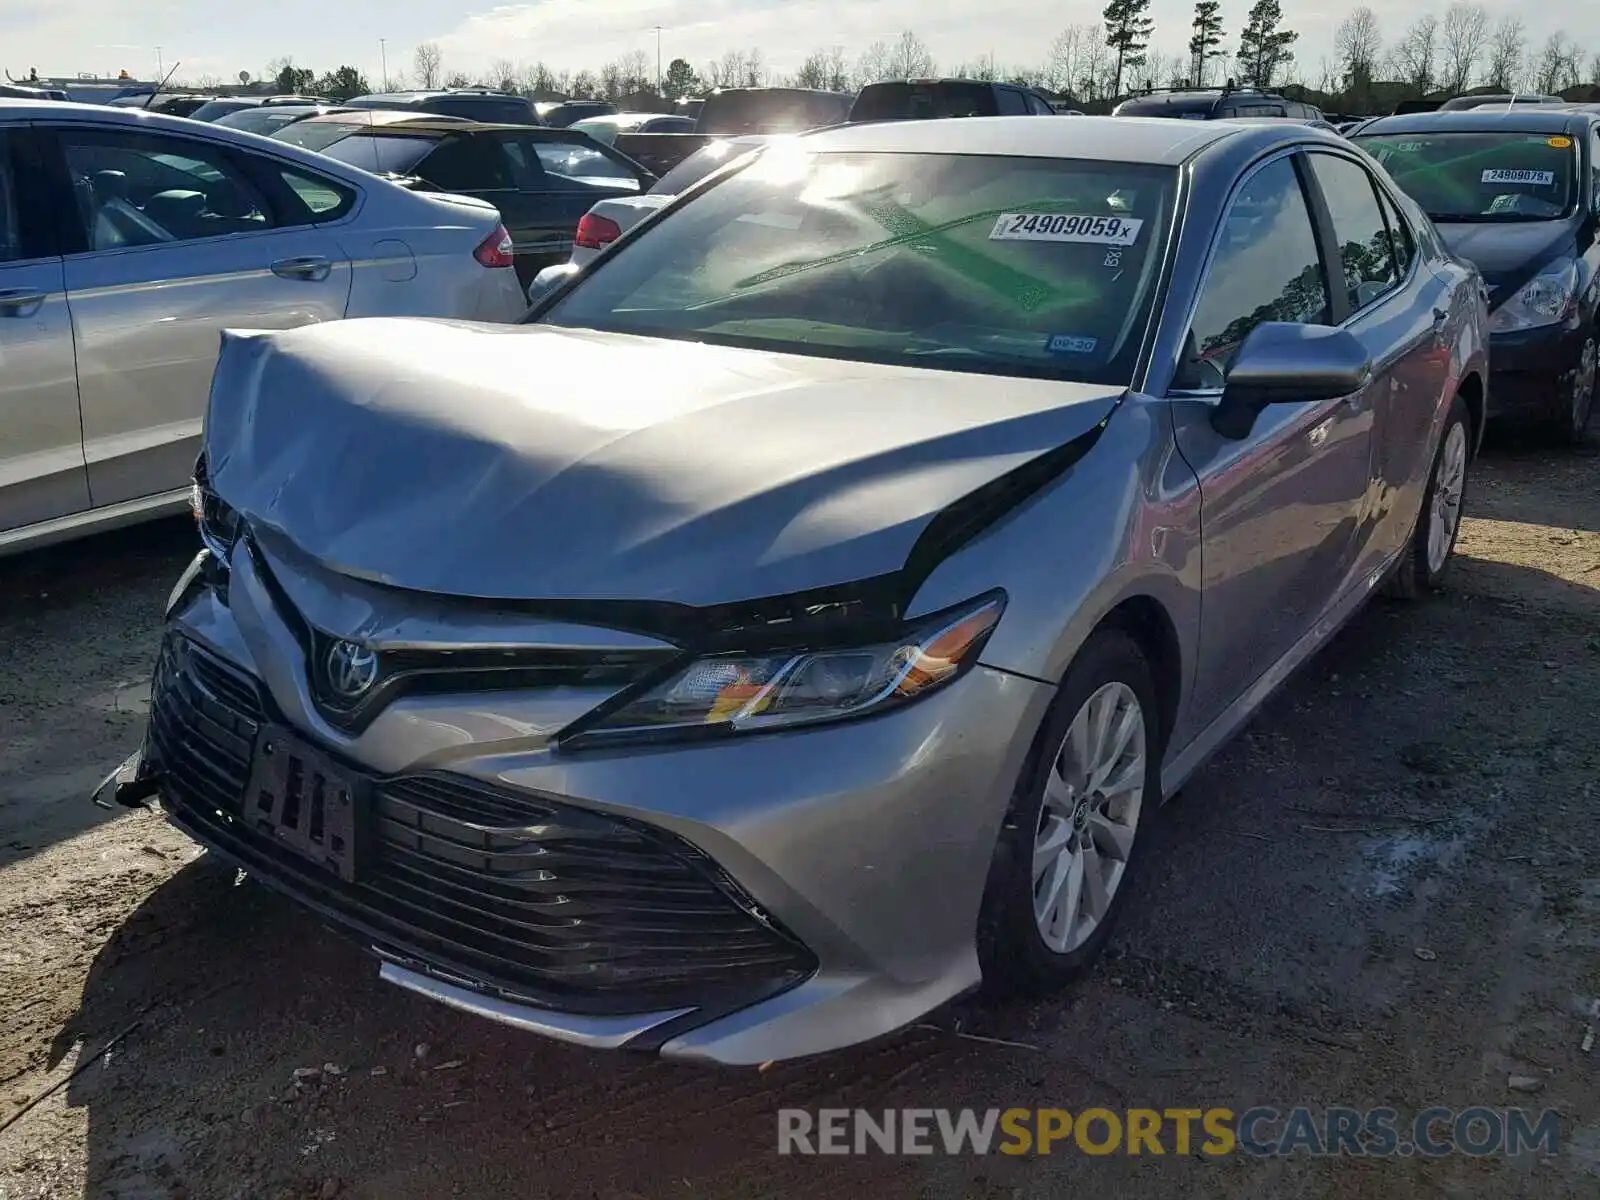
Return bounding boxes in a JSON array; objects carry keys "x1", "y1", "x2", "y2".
[
  {"x1": 655, "y1": 26, "x2": 663, "y2": 96},
  {"x1": 155, "y1": 46, "x2": 163, "y2": 79},
  {"x1": 379, "y1": 38, "x2": 388, "y2": 88}
]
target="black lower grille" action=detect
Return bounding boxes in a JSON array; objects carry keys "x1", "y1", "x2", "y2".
[{"x1": 147, "y1": 634, "x2": 816, "y2": 1014}]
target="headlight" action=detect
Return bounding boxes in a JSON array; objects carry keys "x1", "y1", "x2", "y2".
[
  {"x1": 567, "y1": 592, "x2": 1005, "y2": 745},
  {"x1": 189, "y1": 454, "x2": 240, "y2": 563},
  {"x1": 1490, "y1": 258, "x2": 1578, "y2": 333}
]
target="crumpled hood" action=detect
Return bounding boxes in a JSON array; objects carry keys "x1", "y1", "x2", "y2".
[{"x1": 203, "y1": 319, "x2": 1121, "y2": 606}]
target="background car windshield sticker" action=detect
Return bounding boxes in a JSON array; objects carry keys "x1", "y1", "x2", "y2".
[
  {"x1": 1548, "y1": 136, "x2": 1572, "y2": 149},
  {"x1": 731, "y1": 199, "x2": 1105, "y2": 313},
  {"x1": 990, "y1": 213, "x2": 1144, "y2": 246},
  {"x1": 1482, "y1": 168, "x2": 1554, "y2": 186},
  {"x1": 1047, "y1": 333, "x2": 1099, "y2": 354}
]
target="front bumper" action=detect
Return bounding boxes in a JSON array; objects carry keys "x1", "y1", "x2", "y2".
[
  {"x1": 1486, "y1": 319, "x2": 1589, "y2": 422},
  {"x1": 114, "y1": 547, "x2": 1051, "y2": 1064}
]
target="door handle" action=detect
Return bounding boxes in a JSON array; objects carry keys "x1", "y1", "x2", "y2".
[
  {"x1": 0, "y1": 288, "x2": 45, "y2": 317},
  {"x1": 270, "y1": 256, "x2": 333, "y2": 282}
]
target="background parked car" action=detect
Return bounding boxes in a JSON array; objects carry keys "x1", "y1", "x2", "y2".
[
  {"x1": 108, "y1": 93, "x2": 217, "y2": 117},
  {"x1": 1353, "y1": 107, "x2": 1600, "y2": 440},
  {"x1": 347, "y1": 89, "x2": 542, "y2": 125},
  {"x1": 185, "y1": 96, "x2": 322, "y2": 122},
  {"x1": 1112, "y1": 85, "x2": 1325, "y2": 122},
  {"x1": 612, "y1": 86, "x2": 854, "y2": 176},
  {"x1": 535, "y1": 99, "x2": 617, "y2": 127},
  {"x1": 562, "y1": 135, "x2": 772, "y2": 269},
  {"x1": 212, "y1": 103, "x2": 356, "y2": 137},
  {"x1": 270, "y1": 107, "x2": 474, "y2": 152},
  {"x1": 0, "y1": 98, "x2": 526, "y2": 555},
  {"x1": 848, "y1": 78, "x2": 1058, "y2": 121},
  {"x1": 278, "y1": 117, "x2": 655, "y2": 288},
  {"x1": 569, "y1": 112, "x2": 697, "y2": 145}
]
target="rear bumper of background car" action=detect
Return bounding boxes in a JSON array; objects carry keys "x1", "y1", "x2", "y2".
[
  {"x1": 107, "y1": 547, "x2": 1052, "y2": 1064},
  {"x1": 1486, "y1": 319, "x2": 1588, "y2": 422}
]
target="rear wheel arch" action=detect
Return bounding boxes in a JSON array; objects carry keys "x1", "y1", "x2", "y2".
[{"x1": 1456, "y1": 371, "x2": 1485, "y2": 451}]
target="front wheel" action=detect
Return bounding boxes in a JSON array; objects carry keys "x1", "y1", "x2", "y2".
[
  {"x1": 1553, "y1": 333, "x2": 1597, "y2": 446},
  {"x1": 977, "y1": 628, "x2": 1161, "y2": 995},
  {"x1": 1386, "y1": 394, "x2": 1471, "y2": 600}
]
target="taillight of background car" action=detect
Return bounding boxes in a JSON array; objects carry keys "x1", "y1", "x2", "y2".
[
  {"x1": 575, "y1": 213, "x2": 623, "y2": 251},
  {"x1": 473, "y1": 224, "x2": 515, "y2": 269}
]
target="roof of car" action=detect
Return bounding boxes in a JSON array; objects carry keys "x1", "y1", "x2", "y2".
[
  {"x1": 292, "y1": 109, "x2": 474, "y2": 127},
  {"x1": 308, "y1": 117, "x2": 590, "y2": 138},
  {"x1": 797, "y1": 114, "x2": 1249, "y2": 164},
  {"x1": 1355, "y1": 108, "x2": 1590, "y2": 135}
]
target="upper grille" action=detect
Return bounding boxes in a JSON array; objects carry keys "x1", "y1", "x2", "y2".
[{"x1": 148, "y1": 634, "x2": 816, "y2": 1015}]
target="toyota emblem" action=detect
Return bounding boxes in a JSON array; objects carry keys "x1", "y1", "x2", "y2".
[{"x1": 324, "y1": 639, "x2": 379, "y2": 700}]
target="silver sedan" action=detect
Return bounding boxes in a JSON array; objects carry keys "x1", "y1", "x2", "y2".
[
  {"x1": 0, "y1": 99, "x2": 527, "y2": 555},
  {"x1": 104, "y1": 116, "x2": 1488, "y2": 1064}
]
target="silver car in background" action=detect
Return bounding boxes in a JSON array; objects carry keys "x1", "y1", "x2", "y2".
[
  {"x1": 107, "y1": 117, "x2": 1487, "y2": 1064},
  {"x1": 0, "y1": 99, "x2": 527, "y2": 555}
]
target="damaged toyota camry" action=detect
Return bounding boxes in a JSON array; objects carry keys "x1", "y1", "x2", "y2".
[{"x1": 98, "y1": 117, "x2": 1488, "y2": 1065}]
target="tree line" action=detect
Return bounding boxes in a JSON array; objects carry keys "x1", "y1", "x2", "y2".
[{"x1": 210, "y1": 8, "x2": 1600, "y2": 116}]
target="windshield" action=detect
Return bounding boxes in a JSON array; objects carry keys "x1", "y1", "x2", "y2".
[
  {"x1": 217, "y1": 107, "x2": 318, "y2": 134},
  {"x1": 698, "y1": 91, "x2": 852, "y2": 135},
  {"x1": 850, "y1": 82, "x2": 1002, "y2": 121},
  {"x1": 649, "y1": 140, "x2": 765, "y2": 194},
  {"x1": 1355, "y1": 131, "x2": 1579, "y2": 221},
  {"x1": 542, "y1": 148, "x2": 1175, "y2": 385}
]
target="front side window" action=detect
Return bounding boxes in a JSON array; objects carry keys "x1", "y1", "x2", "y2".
[
  {"x1": 1354, "y1": 131, "x2": 1579, "y2": 221},
  {"x1": 415, "y1": 136, "x2": 516, "y2": 191},
  {"x1": 1178, "y1": 156, "x2": 1329, "y2": 389},
  {"x1": 56, "y1": 127, "x2": 273, "y2": 251},
  {"x1": 996, "y1": 89, "x2": 1029, "y2": 116},
  {"x1": 1307, "y1": 152, "x2": 1399, "y2": 312},
  {"x1": 542, "y1": 148, "x2": 1177, "y2": 386}
]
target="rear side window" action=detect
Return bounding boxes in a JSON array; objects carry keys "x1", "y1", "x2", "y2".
[
  {"x1": 422, "y1": 96, "x2": 536, "y2": 124},
  {"x1": 0, "y1": 131, "x2": 21, "y2": 262},
  {"x1": 1306, "y1": 152, "x2": 1399, "y2": 312},
  {"x1": 528, "y1": 141, "x2": 641, "y2": 189},
  {"x1": 1028, "y1": 93, "x2": 1055, "y2": 115},
  {"x1": 415, "y1": 136, "x2": 516, "y2": 190},
  {"x1": 318, "y1": 132, "x2": 436, "y2": 176},
  {"x1": 1374, "y1": 185, "x2": 1415, "y2": 277},
  {"x1": 279, "y1": 168, "x2": 356, "y2": 222},
  {"x1": 996, "y1": 89, "x2": 1029, "y2": 116}
]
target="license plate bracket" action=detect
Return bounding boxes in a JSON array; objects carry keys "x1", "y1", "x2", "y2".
[{"x1": 244, "y1": 727, "x2": 363, "y2": 882}]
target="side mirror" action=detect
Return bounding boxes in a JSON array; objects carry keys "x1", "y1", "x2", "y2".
[
  {"x1": 1210, "y1": 322, "x2": 1373, "y2": 440},
  {"x1": 527, "y1": 262, "x2": 581, "y2": 306}
]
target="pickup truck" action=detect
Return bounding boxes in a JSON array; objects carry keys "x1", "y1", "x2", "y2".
[{"x1": 611, "y1": 86, "x2": 853, "y2": 176}]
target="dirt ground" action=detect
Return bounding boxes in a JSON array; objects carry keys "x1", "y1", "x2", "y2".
[{"x1": 1, "y1": 431, "x2": 1598, "y2": 1200}]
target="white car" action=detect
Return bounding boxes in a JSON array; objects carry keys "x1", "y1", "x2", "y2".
[
  {"x1": 0, "y1": 98, "x2": 527, "y2": 555},
  {"x1": 567, "y1": 135, "x2": 771, "y2": 267}
]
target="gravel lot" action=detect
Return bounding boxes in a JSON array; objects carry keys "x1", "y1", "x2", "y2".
[{"x1": 1, "y1": 434, "x2": 1597, "y2": 1199}]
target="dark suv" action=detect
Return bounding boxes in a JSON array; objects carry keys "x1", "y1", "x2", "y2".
[
  {"x1": 848, "y1": 78, "x2": 1057, "y2": 121},
  {"x1": 345, "y1": 90, "x2": 542, "y2": 125},
  {"x1": 1112, "y1": 86, "x2": 1323, "y2": 122}
]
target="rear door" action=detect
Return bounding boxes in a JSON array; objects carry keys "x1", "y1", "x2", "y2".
[
  {"x1": 44, "y1": 121, "x2": 353, "y2": 507},
  {"x1": 496, "y1": 132, "x2": 649, "y2": 287},
  {"x1": 0, "y1": 123, "x2": 87, "y2": 537}
]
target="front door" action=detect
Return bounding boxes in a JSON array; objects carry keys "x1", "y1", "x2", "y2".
[
  {"x1": 45, "y1": 123, "x2": 352, "y2": 508},
  {"x1": 1167, "y1": 153, "x2": 1375, "y2": 729},
  {"x1": 0, "y1": 124, "x2": 86, "y2": 536}
]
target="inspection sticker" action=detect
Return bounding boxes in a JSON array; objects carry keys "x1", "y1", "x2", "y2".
[
  {"x1": 1046, "y1": 334, "x2": 1099, "y2": 354},
  {"x1": 990, "y1": 213, "x2": 1143, "y2": 246},
  {"x1": 1482, "y1": 168, "x2": 1554, "y2": 185}
]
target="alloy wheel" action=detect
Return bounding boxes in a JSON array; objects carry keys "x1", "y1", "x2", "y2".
[
  {"x1": 1426, "y1": 421, "x2": 1468, "y2": 575},
  {"x1": 1031, "y1": 681, "x2": 1146, "y2": 954}
]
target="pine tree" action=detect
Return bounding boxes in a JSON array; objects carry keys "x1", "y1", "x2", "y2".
[
  {"x1": 1236, "y1": 0, "x2": 1299, "y2": 89},
  {"x1": 1104, "y1": 0, "x2": 1155, "y2": 98},
  {"x1": 1188, "y1": 1, "x2": 1226, "y2": 87}
]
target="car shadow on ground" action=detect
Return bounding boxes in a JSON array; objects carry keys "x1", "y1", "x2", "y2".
[{"x1": 48, "y1": 540, "x2": 1600, "y2": 1199}]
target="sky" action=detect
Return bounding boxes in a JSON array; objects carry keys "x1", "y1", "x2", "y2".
[{"x1": 7, "y1": 0, "x2": 1599, "y2": 88}]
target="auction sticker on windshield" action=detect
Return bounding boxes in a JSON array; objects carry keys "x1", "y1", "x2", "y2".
[
  {"x1": 1482, "y1": 169, "x2": 1554, "y2": 186},
  {"x1": 990, "y1": 213, "x2": 1144, "y2": 246}
]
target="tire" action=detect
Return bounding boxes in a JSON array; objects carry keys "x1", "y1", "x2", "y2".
[
  {"x1": 1386, "y1": 394, "x2": 1472, "y2": 601},
  {"x1": 977, "y1": 627, "x2": 1162, "y2": 997},
  {"x1": 1551, "y1": 333, "x2": 1597, "y2": 447}
]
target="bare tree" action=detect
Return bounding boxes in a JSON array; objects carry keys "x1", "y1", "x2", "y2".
[
  {"x1": 795, "y1": 46, "x2": 851, "y2": 91},
  {"x1": 1044, "y1": 24, "x2": 1096, "y2": 94},
  {"x1": 413, "y1": 42, "x2": 442, "y2": 89},
  {"x1": 741, "y1": 48, "x2": 767, "y2": 87},
  {"x1": 487, "y1": 57, "x2": 519, "y2": 93},
  {"x1": 854, "y1": 41, "x2": 892, "y2": 86},
  {"x1": 884, "y1": 30, "x2": 936, "y2": 78},
  {"x1": 1439, "y1": 4, "x2": 1488, "y2": 92},
  {"x1": 521, "y1": 61, "x2": 559, "y2": 97},
  {"x1": 704, "y1": 50, "x2": 745, "y2": 89},
  {"x1": 1484, "y1": 16, "x2": 1525, "y2": 90},
  {"x1": 444, "y1": 70, "x2": 471, "y2": 89},
  {"x1": 1591, "y1": 50, "x2": 1600, "y2": 87},
  {"x1": 1390, "y1": 15, "x2": 1439, "y2": 93},
  {"x1": 1533, "y1": 30, "x2": 1578, "y2": 94},
  {"x1": 1334, "y1": 6, "x2": 1382, "y2": 100},
  {"x1": 569, "y1": 68, "x2": 599, "y2": 99}
]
